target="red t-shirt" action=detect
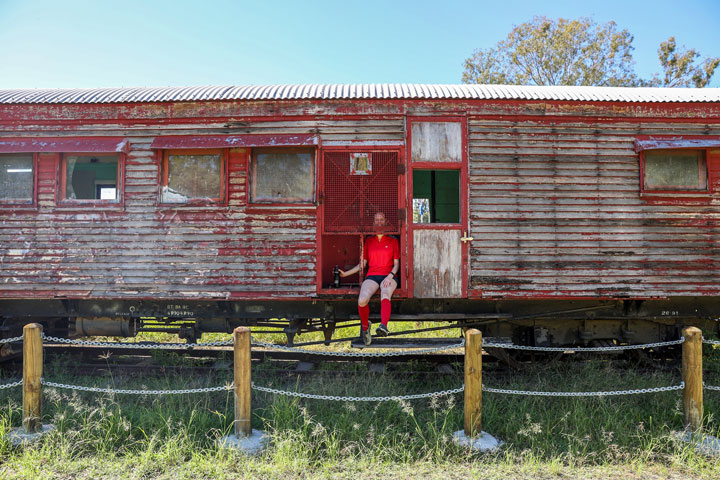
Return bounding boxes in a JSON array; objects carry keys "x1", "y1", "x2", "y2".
[{"x1": 363, "y1": 235, "x2": 400, "y2": 276}]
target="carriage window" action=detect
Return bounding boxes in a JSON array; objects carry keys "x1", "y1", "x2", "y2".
[
  {"x1": 63, "y1": 154, "x2": 119, "y2": 201},
  {"x1": 250, "y1": 148, "x2": 314, "y2": 203},
  {"x1": 413, "y1": 170, "x2": 460, "y2": 223},
  {"x1": 162, "y1": 150, "x2": 224, "y2": 203},
  {"x1": 643, "y1": 149, "x2": 707, "y2": 191},
  {"x1": 0, "y1": 154, "x2": 34, "y2": 203}
]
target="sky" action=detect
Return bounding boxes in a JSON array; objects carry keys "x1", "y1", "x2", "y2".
[{"x1": 0, "y1": 0, "x2": 718, "y2": 89}]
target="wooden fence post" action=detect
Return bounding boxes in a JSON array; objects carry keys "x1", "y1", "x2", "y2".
[
  {"x1": 464, "y1": 329, "x2": 482, "y2": 437},
  {"x1": 22, "y1": 323, "x2": 43, "y2": 433},
  {"x1": 233, "y1": 326, "x2": 252, "y2": 437},
  {"x1": 682, "y1": 326, "x2": 703, "y2": 431}
]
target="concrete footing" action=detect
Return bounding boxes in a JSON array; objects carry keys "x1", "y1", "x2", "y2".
[
  {"x1": 217, "y1": 429, "x2": 267, "y2": 455},
  {"x1": 676, "y1": 430, "x2": 720, "y2": 456},
  {"x1": 7, "y1": 424, "x2": 55, "y2": 446},
  {"x1": 453, "y1": 430, "x2": 503, "y2": 452}
]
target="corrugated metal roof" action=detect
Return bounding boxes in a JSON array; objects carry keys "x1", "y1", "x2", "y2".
[{"x1": 0, "y1": 84, "x2": 719, "y2": 104}]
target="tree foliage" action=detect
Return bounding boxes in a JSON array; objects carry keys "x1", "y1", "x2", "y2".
[
  {"x1": 462, "y1": 16, "x2": 639, "y2": 87},
  {"x1": 462, "y1": 16, "x2": 719, "y2": 88},
  {"x1": 647, "y1": 37, "x2": 720, "y2": 88}
]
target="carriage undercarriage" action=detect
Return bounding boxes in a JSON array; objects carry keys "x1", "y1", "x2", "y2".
[{"x1": 2, "y1": 298, "x2": 718, "y2": 355}]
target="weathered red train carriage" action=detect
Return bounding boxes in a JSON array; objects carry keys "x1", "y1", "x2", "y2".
[{"x1": 1, "y1": 84, "x2": 719, "y2": 347}]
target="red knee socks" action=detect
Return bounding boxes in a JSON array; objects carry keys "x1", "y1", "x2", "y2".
[
  {"x1": 381, "y1": 299, "x2": 391, "y2": 326},
  {"x1": 358, "y1": 304, "x2": 370, "y2": 330},
  {"x1": 360, "y1": 301, "x2": 391, "y2": 329}
]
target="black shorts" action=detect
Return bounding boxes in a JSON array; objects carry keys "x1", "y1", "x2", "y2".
[{"x1": 365, "y1": 273, "x2": 400, "y2": 289}]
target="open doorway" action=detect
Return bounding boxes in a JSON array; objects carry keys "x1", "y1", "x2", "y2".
[{"x1": 318, "y1": 149, "x2": 404, "y2": 294}]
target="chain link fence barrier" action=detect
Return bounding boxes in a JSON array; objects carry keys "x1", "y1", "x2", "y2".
[
  {"x1": 42, "y1": 379, "x2": 233, "y2": 395},
  {"x1": 40, "y1": 333, "x2": 464, "y2": 358},
  {"x1": 42, "y1": 334, "x2": 233, "y2": 349},
  {"x1": 251, "y1": 382, "x2": 465, "y2": 401},
  {"x1": 37, "y1": 333, "x2": 685, "y2": 355},
  {"x1": 482, "y1": 382, "x2": 685, "y2": 397},
  {"x1": 483, "y1": 338, "x2": 684, "y2": 352},
  {"x1": 0, "y1": 379, "x2": 23, "y2": 390},
  {"x1": 0, "y1": 332, "x2": 694, "y2": 400}
]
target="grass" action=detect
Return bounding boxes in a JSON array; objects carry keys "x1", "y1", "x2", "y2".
[{"x1": 0, "y1": 325, "x2": 719, "y2": 479}]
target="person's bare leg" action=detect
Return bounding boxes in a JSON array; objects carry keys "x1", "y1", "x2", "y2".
[
  {"x1": 380, "y1": 279, "x2": 397, "y2": 303},
  {"x1": 358, "y1": 279, "x2": 380, "y2": 334},
  {"x1": 358, "y1": 279, "x2": 380, "y2": 307},
  {"x1": 378, "y1": 278, "x2": 398, "y2": 335}
]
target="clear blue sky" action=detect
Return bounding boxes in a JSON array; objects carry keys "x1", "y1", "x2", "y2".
[{"x1": 0, "y1": 0, "x2": 718, "y2": 88}]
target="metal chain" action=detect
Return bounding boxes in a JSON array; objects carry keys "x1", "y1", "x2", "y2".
[
  {"x1": 704, "y1": 385, "x2": 720, "y2": 391},
  {"x1": 250, "y1": 337, "x2": 465, "y2": 357},
  {"x1": 42, "y1": 334, "x2": 233, "y2": 349},
  {"x1": 482, "y1": 338, "x2": 685, "y2": 352},
  {"x1": 42, "y1": 379, "x2": 233, "y2": 395},
  {"x1": 0, "y1": 379, "x2": 22, "y2": 389},
  {"x1": 0, "y1": 336, "x2": 23, "y2": 345},
  {"x1": 41, "y1": 333, "x2": 462, "y2": 357},
  {"x1": 482, "y1": 382, "x2": 685, "y2": 397},
  {"x1": 251, "y1": 382, "x2": 464, "y2": 401},
  {"x1": 702, "y1": 338, "x2": 720, "y2": 346},
  {"x1": 37, "y1": 333, "x2": 683, "y2": 354}
]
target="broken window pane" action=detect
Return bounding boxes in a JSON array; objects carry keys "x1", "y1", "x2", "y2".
[
  {"x1": 251, "y1": 149, "x2": 314, "y2": 203},
  {"x1": 164, "y1": 154, "x2": 222, "y2": 203},
  {"x1": 644, "y1": 150, "x2": 707, "y2": 190},
  {"x1": 0, "y1": 154, "x2": 33, "y2": 202},
  {"x1": 413, "y1": 169, "x2": 460, "y2": 223},
  {"x1": 65, "y1": 155, "x2": 119, "y2": 201}
]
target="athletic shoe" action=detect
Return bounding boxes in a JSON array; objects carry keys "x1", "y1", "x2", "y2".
[
  {"x1": 376, "y1": 324, "x2": 389, "y2": 337},
  {"x1": 361, "y1": 326, "x2": 372, "y2": 346}
]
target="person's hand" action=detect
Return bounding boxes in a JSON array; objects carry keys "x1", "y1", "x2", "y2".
[
  {"x1": 338, "y1": 269, "x2": 350, "y2": 278},
  {"x1": 382, "y1": 275, "x2": 393, "y2": 288}
]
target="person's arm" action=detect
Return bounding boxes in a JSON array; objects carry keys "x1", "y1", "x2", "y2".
[{"x1": 339, "y1": 259, "x2": 367, "y2": 277}]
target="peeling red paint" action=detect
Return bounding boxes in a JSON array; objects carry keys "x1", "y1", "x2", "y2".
[{"x1": 1, "y1": 94, "x2": 720, "y2": 302}]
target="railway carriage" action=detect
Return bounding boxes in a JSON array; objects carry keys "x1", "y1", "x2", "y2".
[{"x1": 1, "y1": 84, "x2": 719, "y2": 350}]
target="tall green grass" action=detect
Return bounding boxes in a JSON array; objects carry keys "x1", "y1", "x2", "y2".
[{"x1": 0, "y1": 329, "x2": 719, "y2": 479}]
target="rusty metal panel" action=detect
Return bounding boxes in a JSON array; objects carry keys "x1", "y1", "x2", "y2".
[
  {"x1": 413, "y1": 230, "x2": 462, "y2": 298},
  {"x1": 411, "y1": 122, "x2": 463, "y2": 163}
]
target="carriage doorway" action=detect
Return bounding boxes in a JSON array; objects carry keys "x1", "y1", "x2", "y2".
[
  {"x1": 408, "y1": 118, "x2": 469, "y2": 298},
  {"x1": 317, "y1": 147, "x2": 406, "y2": 296}
]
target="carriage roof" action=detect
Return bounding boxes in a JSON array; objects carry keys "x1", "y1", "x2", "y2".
[{"x1": 0, "y1": 84, "x2": 718, "y2": 105}]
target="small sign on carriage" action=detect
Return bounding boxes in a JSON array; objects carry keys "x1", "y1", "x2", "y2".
[{"x1": 350, "y1": 152, "x2": 371, "y2": 175}]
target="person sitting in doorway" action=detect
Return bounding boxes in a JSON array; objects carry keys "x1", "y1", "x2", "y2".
[{"x1": 339, "y1": 212, "x2": 400, "y2": 345}]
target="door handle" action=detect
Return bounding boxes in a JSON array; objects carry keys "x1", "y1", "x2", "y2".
[{"x1": 460, "y1": 231, "x2": 474, "y2": 243}]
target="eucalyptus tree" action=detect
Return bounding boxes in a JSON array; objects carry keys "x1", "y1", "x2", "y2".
[{"x1": 462, "y1": 16, "x2": 718, "y2": 88}]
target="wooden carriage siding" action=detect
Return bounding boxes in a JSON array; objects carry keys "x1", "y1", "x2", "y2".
[{"x1": 0, "y1": 84, "x2": 718, "y2": 301}]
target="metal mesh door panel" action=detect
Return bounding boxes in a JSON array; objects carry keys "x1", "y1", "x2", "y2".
[{"x1": 323, "y1": 151, "x2": 398, "y2": 233}]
